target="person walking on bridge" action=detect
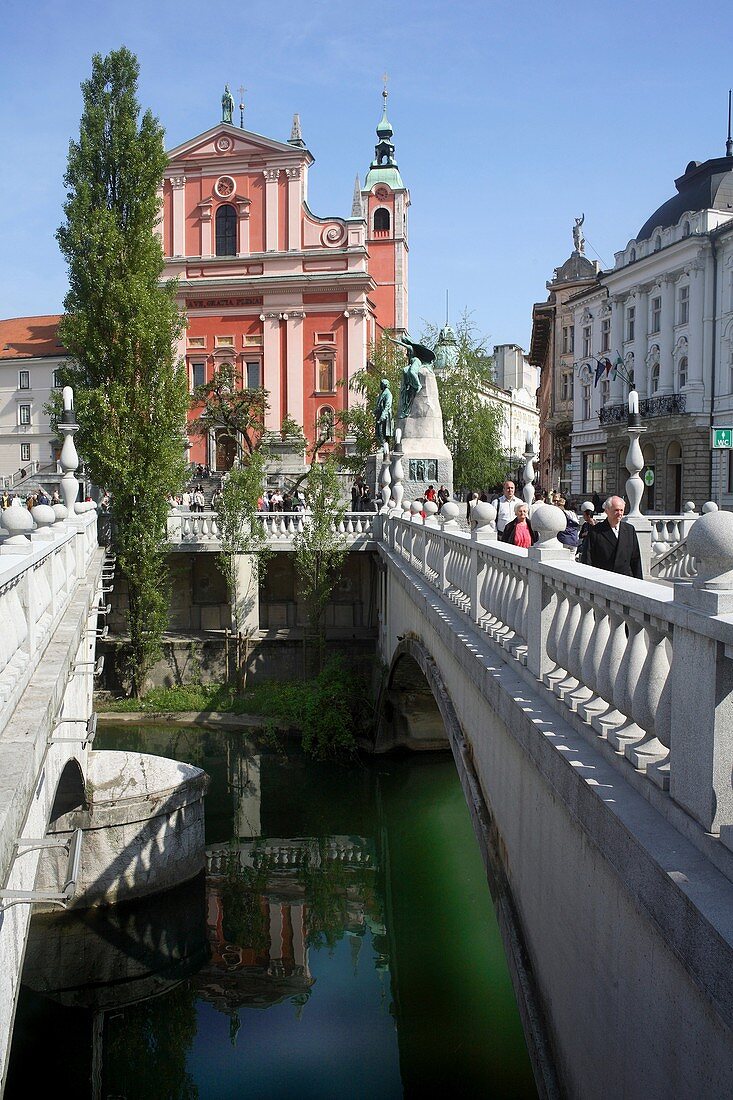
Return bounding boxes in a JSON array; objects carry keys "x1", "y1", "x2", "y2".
[{"x1": 586, "y1": 495, "x2": 642, "y2": 579}]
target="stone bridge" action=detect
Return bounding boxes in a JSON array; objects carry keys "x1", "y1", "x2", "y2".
[{"x1": 375, "y1": 504, "x2": 733, "y2": 1098}]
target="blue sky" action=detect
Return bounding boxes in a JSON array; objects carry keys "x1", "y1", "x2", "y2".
[{"x1": 2, "y1": 0, "x2": 732, "y2": 351}]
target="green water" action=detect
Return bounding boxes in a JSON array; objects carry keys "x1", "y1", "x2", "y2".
[{"x1": 6, "y1": 725, "x2": 536, "y2": 1098}]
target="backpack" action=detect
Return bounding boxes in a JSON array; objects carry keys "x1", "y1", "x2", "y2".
[{"x1": 558, "y1": 511, "x2": 580, "y2": 547}]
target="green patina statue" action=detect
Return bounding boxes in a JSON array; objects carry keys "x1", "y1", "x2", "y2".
[
  {"x1": 374, "y1": 378, "x2": 394, "y2": 444},
  {"x1": 390, "y1": 334, "x2": 436, "y2": 419},
  {"x1": 222, "y1": 85, "x2": 235, "y2": 124}
]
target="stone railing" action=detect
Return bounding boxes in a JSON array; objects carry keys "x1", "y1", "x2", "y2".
[
  {"x1": 166, "y1": 510, "x2": 376, "y2": 549},
  {"x1": 382, "y1": 502, "x2": 733, "y2": 843},
  {"x1": 0, "y1": 506, "x2": 99, "y2": 737}
]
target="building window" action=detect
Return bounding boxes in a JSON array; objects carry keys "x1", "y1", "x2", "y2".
[
  {"x1": 650, "y1": 296, "x2": 661, "y2": 334},
  {"x1": 317, "y1": 358, "x2": 335, "y2": 392},
  {"x1": 582, "y1": 326, "x2": 592, "y2": 358},
  {"x1": 651, "y1": 362, "x2": 660, "y2": 393},
  {"x1": 191, "y1": 362, "x2": 206, "y2": 389},
  {"x1": 18, "y1": 370, "x2": 30, "y2": 390},
  {"x1": 52, "y1": 370, "x2": 62, "y2": 388},
  {"x1": 373, "y1": 208, "x2": 390, "y2": 232},
  {"x1": 678, "y1": 284, "x2": 689, "y2": 325},
  {"x1": 601, "y1": 318, "x2": 610, "y2": 352},
  {"x1": 678, "y1": 356, "x2": 688, "y2": 389},
  {"x1": 562, "y1": 326, "x2": 572, "y2": 354},
  {"x1": 626, "y1": 305, "x2": 635, "y2": 342},
  {"x1": 18, "y1": 404, "x2": 31, "y2": 425},
  {"x1": 582, "y1": 383, "x2": 591, "y2": 421},
  {"x1": 20, "y1": 443, "x2": 31, "y2": 462},
  {"x1": 215, "y1": 204, "x2": 237, "y2": 256},
  {"x1": 246, "y1": 362, "x2": 260, "y2": 389},
  {"x1": 583, "y1": 451, "x2": 606, "y2": 494},
  {"x1": 600, "y1": 379, "x2": 610, "y2": 404},
  {"x1": 560, "y1": 371, "x2": 573, "y2": 402}
]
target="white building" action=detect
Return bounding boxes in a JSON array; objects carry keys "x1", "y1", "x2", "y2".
[
  {"x1": 569, "y1": 147, "x2": 733, "y2": 510},
  {"x1": 0, "y1": 316, "x2": 64, "y2": 484},
  {"x1": 492, "y1": 343, "x2": 540, "y2": 464}
]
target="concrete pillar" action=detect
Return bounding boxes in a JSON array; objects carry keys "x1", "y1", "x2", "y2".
[
  {"x1": 171, "y1": 176, "x2": 186, "y2": 257},
  {"x1": 232, "y1": 552, "x2": 260, "y2": 634},
  {"x1": 264, "y1": 169, "x2": 279, "y2": 251},
  {"x1": 263, "y1": 313, "x2": 281, "y2": 430}
]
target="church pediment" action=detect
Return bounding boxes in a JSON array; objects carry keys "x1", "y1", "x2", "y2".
[{"x1": 166, "y1": 124, "x2": 312, "y2": 168}]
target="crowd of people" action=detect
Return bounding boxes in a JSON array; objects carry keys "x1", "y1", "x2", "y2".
[{"x1": 1, "y1": 487, "x2": 60, "y2": 510}]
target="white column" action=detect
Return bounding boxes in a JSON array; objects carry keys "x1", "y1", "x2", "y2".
[
  {"x1": 199, "y1": 204, "x2": 212, "y2": 258},
  {"x1": 264, "y1": 169, "x2": 280, "y2": 252},
  {"x1": 633, "y1": 287, "x2": 649, "y2": 398},
  {"x1": 658, "y1": 275, "x2": 676, "y2": 394},
  {"x1": 686, "y1": 259, "x2": 705, "y2": 403},
  {"x1": 286, "y1": 167, "x2": 301, "y2": 251},
  {"x1": 347, "y1": 308, "x2": 367, "y2": 392},
  {"x1": 610, "y1": 296, "x2": 625, "y2": 404},
  {"x1": 237, "y1": 199, "x2": 250, "y2": 256},
  {"x1": 264, "y1": 312, "x2": 281, "y2": 430},
  {"x1": 171, "y1": 176, "x2": 186, "y2": 257},
  {"x1": 285, "y1": 311, "x2": 305, "y2": 429}
]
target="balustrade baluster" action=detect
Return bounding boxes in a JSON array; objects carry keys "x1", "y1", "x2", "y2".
[
  {"x1": 544, "y1": 588, "x2": 569, "y2": 689},
  {"x1": 626, "y1": 625, "x2": 672, "y2": 773},
  {"x1": 607, "y1": 618, "x2": 647, "y2": 750},
  {"x1": 567, "y1": 594, "x2": 596, "y2": 711},
  {"x1": 577, "y1": 603, "x2": 612, "y2": 723},
  {"x1": 591, "y1": 607, "x2": 631, "y2": 738},
  {"x1": 554, "y1": 592, "x2": 582, "y2": 700}
]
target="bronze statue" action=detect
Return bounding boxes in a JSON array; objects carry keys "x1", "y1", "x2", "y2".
[
  {"x1": 390, "y1": 334, "x2": 436, "y2": 419},
  {"x1": 374, "y1": 378, "x2": 394, "y2": 444},
  {"x1": 222, "y1": 85, "x2": 235, "y2": 124}
]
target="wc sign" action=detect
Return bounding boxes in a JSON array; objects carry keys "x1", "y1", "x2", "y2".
[{"x1": 711, "y1": 427, "x2": 733, "y2": 449}]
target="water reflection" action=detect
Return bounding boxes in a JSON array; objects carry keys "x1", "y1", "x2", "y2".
[{"x1": 7, "y1": 726, "x2": 535, "y2": 1098}]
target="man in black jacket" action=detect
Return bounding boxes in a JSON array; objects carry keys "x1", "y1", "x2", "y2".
[{"x1": 586, "y1": 496, "x2": 643, "y2": 579}]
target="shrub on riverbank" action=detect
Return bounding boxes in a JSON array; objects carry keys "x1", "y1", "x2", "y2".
[{"x1": 97, "y1": 657, "x2": 367, "y2": 759}]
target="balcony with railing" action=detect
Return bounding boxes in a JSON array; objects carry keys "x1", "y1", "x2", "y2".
[{"x1": 599, "y1": 393, "x2": 687, "y2": 425}]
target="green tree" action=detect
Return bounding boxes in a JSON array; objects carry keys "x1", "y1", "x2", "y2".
[
  {"x1": 56, "y1": 47, "x2": 189, "y2": 696},
  {"x1": 421, "y1": 314, "x2": 507, "y2": 496},
  {"x1": 293, "y1": 457, "x2": 348, "y2": 674},
  {"x1": 190, "y1": 361, "x2": 269, "y2": 462},
  {"x1": 337, "y1": 333, "x2": 404, "y2": 476}
]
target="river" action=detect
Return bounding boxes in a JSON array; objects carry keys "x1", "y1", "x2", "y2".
[{"x1": 6, "y1": 724, "x2": 536, "y2": 1098}]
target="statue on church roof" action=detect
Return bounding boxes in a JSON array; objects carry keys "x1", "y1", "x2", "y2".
[
  {"x1": 222, "y1": 85, "x2": 235, "y2": 124},
  {"x1": 573, "y1": 213, "x2": 585, "y2": 254}
]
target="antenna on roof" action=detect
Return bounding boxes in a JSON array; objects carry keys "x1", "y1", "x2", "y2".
[{"x1": 727, "y1": 89, "x2": 733, "y2": 158}]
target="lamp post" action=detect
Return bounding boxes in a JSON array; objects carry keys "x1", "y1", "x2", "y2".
[{"x1": 625, "y1": 388, "x2": 646, "y2": 517}]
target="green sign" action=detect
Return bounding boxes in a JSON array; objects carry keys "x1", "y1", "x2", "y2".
[
  {"x1": 644, "y1": 469, "x2": 655, "y2": 486},
  {"x1": 712, "y1": 428, "x2": 733, "y2": 449}
]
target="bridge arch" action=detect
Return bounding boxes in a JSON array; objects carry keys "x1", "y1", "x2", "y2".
[
  {"x1": 375, "y1": 637, "x2": 453, "y2": 753},
  {"x1": 48, "y1": 757, "x2": 87, "y2": 826}
]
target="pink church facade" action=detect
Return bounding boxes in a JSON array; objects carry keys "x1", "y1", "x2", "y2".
[{"x1": 161, "y1": 96, "x2": 409, "y2": 469}]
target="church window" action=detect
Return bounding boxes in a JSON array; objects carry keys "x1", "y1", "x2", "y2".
[
  {"x1": 215, "y1": 204, "x2": 237, "y2": 256},
  {"x1": 191, "y1": 362, "x2": 205, "y2": 389},
  {"x1": 373, "y1": 207, "x2": 390, "y2": 233},
  {"x1": 246, "y1": 362, "x2": 261, "y2": 389},
  {"x1": 317, "y1": 358, "x2": 335, "y2": 392}
]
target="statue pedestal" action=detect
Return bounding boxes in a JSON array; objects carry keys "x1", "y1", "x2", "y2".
[{"x1": 397, "y1": 368, "x2": 453, "y2": 500}]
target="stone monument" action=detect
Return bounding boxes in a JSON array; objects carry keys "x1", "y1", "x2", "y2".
[{"x1": 389, "y1": 334, "x2": 453, "y2": 502}]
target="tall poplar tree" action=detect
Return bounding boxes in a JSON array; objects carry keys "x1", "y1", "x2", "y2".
[{"x1": 57, "y1": 47, "x2": 189, "y2": 696}]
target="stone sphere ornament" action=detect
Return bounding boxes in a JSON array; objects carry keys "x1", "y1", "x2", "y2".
[
  {"x1": 532, "y1": 503, "x2": 567, "y2": 548},
  {"x1": 1, "y1": 504, "x2": 34, "y2": 544},
  {"x1": 52, "y1": 504, "x2": 68, "y2": 523},
  {"x1": 688, "y1": 509, "x2": 733, "y2": 590},
  {"x1": 31, "y1": 504, "x2": 56, "y2": 532},
  {"x1": 440, "y1": 501, "x2": 460, "y2": 528},
  {"x1": 471, "y1": 500, "x2": 497, "y2": 530}
]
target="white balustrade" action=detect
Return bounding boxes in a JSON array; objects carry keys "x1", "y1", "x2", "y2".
[
  {"x1": 381, "y1": 507, "x2": 733, "y2": 841},
  {"x1": 167, "y1": 510, "x2": 374, "y2": 548}
]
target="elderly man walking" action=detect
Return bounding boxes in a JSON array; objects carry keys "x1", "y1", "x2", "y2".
[{"x1": 586, "y1": 495, "x2": 642, "y2": 579}]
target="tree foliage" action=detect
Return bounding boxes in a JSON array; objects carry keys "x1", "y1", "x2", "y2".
[
  {"x1": 190, "y1": 362, "x2": 269, "y2": 462},
  {"x1": 217, "y1": 451, "x2": 271, "y2": 638},
  {"x1": 56, "y1": 47, "x2": 189, "y2": 696},
  {"x1": 421, "y1": 314, "x2": 508, "y2": 496},
  {"x1": 337, "y1": 334, "x2": 404, "y2": 476},
  {"x1": 293, "y1": 458, "x2": 348, "y2": 673}
]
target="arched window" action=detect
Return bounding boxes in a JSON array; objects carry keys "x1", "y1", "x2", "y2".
[
  {"x1": 682, "y1": 220, "x2": 691, "y2": 238},
  {"x1": 374, "y1": 207, "x2": 390, "y2": 232},
  {"x1": 678, "y1": 356, "x2": 688, "y2": 389},
  {"x1": 651, "y1": 362, "x2": 660, "y2": 392},
  {"x1": 215, "y1": 204, "x2": 237, "y2": 256},
  {"x1": 317, "y1": 406, "x2": 335, "y2": 441},
  {"x1": 653, "y1": 235, "x2": 662, "y2": 252}
]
